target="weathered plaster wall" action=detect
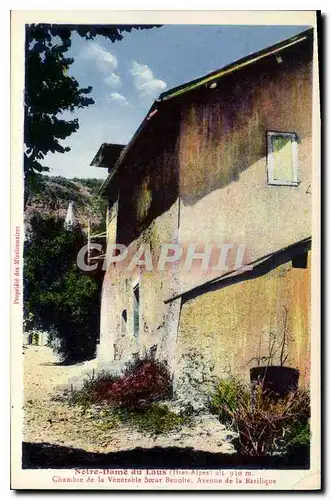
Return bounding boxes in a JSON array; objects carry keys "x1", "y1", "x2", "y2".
[
  {"x1": 98, "y1": 200, "x2": 181, "y2": 367},
  {"x1": 98, "y1": 40, "x2": 313, "y2": 382},
  {"x1": 99, "y1": 104, "x2": 181, "y2": 366},
  {"x1": 175, "y1": 251, "x2": 311, "y2": 388},
  {"x1": 177, "y1": 50, "x2": 312, "y2": 295},
  {"x1": 116, "y1": 103, "x2": 179, "y2": 248}
]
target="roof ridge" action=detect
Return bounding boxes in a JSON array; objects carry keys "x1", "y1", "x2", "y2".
[{"x1": 159, "y1": 27, "x2": 313, "y2": 102}]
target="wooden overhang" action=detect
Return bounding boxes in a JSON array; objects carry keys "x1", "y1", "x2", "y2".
[{"x1": 90, "y1": 143, "x2": 126, "y2": 171}]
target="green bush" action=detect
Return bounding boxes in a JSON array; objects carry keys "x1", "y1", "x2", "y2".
[
  {"x1": 24, "y1": 215, "x2": 103, "y2": 363},
  {"x1": 287, "y1": 420, "x2": 310, "y2": 447},
  {"x1": 209, "y1": 377, "x2": 310, "y2": 457},
  {"x1": 77, "y1": 403, "x2": 189, "y2": 437},
  {"x1": 209, "y1": 376, "x2": 249, "y2": 425},
  {"x1": 282, "y1": 391, "x2": 311, "y2": 448},
  {"x1": 69, "y1": 374, "x2": 188, "y2": 437},
  {"x1": 225, "y1": 384, "x2": 310, "y2": 456},
  {"x1": 116, "y1": 404, "x2": 188, "y2": 436},
  {"x1": 67, "y1": 357, "x2": 189, "y2": 437}
]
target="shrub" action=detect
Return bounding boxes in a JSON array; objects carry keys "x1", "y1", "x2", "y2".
[
  {"x1": 67, "y1": 358, "x2": 185, "y2": 437},
  {"x1": 69, "y1": 356, "x2": 172, "y2": 410},
  {"x1": 281, "y1": 391, "x2": 311, "y2": 448},
  {"x1": 69, "y1": 370, "x2": 118, "y2": 408},
  {"x1": 209, "y1": 376, "x2": 249, "y2": 425},
  {"x1": 109, "y1": 358, "x2": 172, "y2": 409},
  {"x1": 225, "y1": 384, "x2": 310, "y2": 456},
  {"x1": 209, "y1": 376, "x2": 310, "y2": 457}
]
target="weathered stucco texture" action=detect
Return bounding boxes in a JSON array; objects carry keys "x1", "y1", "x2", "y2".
[
  {"x1": 99, "y1": 199, "x2": 181, "y2": 367},
  {"x1": 176, "y1": 252, "x2": 311, "y2": 388},
  {"x1": 177, "y1": 49, "x2": 312, "y2": 294},
  {"x1": 99, "y1": 102, "x2": 181, "y2": 366},
  {"x1": 97, "y1": 35, "x2": 313, "y2": 387}
]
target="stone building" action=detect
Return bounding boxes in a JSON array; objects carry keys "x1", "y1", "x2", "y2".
[{"x1": 93, "y1": 29, "x2": 314, "y2": 390}]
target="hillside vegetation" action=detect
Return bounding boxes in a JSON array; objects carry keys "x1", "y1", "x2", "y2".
[
  {"x1": 24, "y1": 175, "x2": 107, "y2": 362},
  {"x1": 25, "y1": 175, "x2": 107, "y2": 234}
]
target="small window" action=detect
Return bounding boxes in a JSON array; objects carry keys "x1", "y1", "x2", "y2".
[
  {"x1": 267, "y1": 131, "x2": 300, "y2": 186},
  {"x1": 121, "y1": 309, "x2": 127, "y2": 336},
  {"x1": 292, "y1": 252, "x2": 308, "y2": 269},
  {"x1": 133, "y1": 285, "x2": 140, "y2": 338}
]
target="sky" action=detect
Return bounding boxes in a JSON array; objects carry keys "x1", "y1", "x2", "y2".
[{"x1": 44, "y1": 24, "x2": 310, "y2": 180}]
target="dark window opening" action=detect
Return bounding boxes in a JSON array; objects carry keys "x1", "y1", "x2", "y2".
[
  {"x1": 133, "y1": 285, "x2": 140, "y2": 338},
  {"x1": 121, "y1": 309, "x2": 127, "y2": 336},
  {"x1": 292, "y1": 252, "x2": 308, "y2": 269}
]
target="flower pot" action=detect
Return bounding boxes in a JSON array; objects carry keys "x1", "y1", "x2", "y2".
[{"x1": 250, "y1": 366, "x2": 299, "y2": 397}]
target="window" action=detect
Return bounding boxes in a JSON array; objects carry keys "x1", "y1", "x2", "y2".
[
  {"x1": 121, "y1": 309, "x2": 127, "y2": 336},
  {"x1": 292, "y1": 252, "x2": 308, "y2": 269},
  {"x1": 133, "y1": 285, "x2": 140, "y2": 338},
  {"x1": 267, "y1": 131, "x2": 300, "y2": 186}
]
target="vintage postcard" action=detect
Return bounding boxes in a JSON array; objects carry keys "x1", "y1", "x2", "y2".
[{"x1": 11, "y1": 10, "x2": 321, "y2": 490}]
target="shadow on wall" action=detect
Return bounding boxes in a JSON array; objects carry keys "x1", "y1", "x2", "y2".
[
  {"x1": 178, "y1": 46, "x2": 312, "y2": 207},
  {"x1": 181, "y1": 238, "x2": 311, "y2": 305},
  {"x1": 117, "y1": 103, "x2": 180, "y2": 248},
  {"x1": 22, "y1": 442, "x2": 309, "y2": 470},
  {"x1": 117, "y1": 37, "x2": 312, "y2": 248}
]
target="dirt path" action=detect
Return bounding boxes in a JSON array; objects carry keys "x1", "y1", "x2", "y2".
[{"x1": 23, "y1": 346, "x2": 235, "y2": 456}]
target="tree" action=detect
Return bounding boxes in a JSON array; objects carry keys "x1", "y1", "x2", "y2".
[
  {"x1": 24, "y1": 214, "x2": 103, "y2": 363},
  {"x1": 24, "y1": 23, "x2": 160, "y2": 203}
]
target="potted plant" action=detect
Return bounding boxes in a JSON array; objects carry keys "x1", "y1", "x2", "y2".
[{"x1": 249, "y1": 308, "x2": 299, "y2": 397}]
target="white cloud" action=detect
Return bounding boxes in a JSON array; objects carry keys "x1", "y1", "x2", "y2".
[
  {"x1": 130, "y1": 60, "x2": 166, "y2": 99},
  {"x1": 104, "y1": 73, "x2": 121, "y2": 88},
  {"x1": 107, "y1": 92, "x2": 129, "y2": 106},
  {"x1": 81, "y1": 42, "x2": 118, "y2": 74}
]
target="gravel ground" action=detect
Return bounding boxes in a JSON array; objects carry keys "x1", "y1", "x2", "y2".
[{"x1": 23, "y1": 345, "x2": 236, "y2": 455}]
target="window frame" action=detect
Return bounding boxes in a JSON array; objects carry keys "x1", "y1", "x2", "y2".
[{"x1": 267, "y1": 131, "x2": 300, "y2": 187}]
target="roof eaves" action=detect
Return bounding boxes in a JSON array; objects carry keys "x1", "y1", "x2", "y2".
[
  {"x1": 98, "y1": 28, "x2": 313, "y2": 195},
  {"x1": 90, "y1": 143, "x2": 106, "y2": 167},
  {"x1": 159, "y1": 29, "x2": 312, "y2": 102},
  {"x1": 99, "y1": 102, "x2": 159, "y2": 195}
]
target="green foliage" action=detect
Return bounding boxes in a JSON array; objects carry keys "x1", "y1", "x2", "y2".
[
  {"x1": 71, "y1": 177, "x2": 104, "y2": 193},
  {"x1": 24, "y1": 214, "x2": 103, "y2": 362},
  {"x1": 282, "y1": 391, "x2": 311, "y2": 448},
  {"x1": 68, "y1": 357, "x2": 187, "y2": 437},
  {"x1": 28, "y1": 175, "x2": 85, "y2": 207},
  {"x1": 25, "y1": 26, "x2": 93, "y2": 177},
  {"x1": 48, "y1": 176, "x2": 82, "y2": 192},
  {"x1": 209, "y1": 376, "x2": 249, "y2": 425},
  {"x1": 286, "y1": 420, "x2": 310, "y2": 447},
  {"x1": 25, "y1": 174, "x2": 107, "y2": 234},
  {"x1": 72, "y1": 403, "x2": 187, "y2": 437},
  {"x1": 116, "y1": 404, "x2": 187, "y2": 436}
]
